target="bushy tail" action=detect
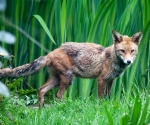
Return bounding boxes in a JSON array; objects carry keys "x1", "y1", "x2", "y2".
[{"x1": 0, "y1": 56, "x2": 47, "y2": 79}]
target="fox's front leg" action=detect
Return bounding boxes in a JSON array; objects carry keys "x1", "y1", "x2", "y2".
[
  {"x1": 97, "y1": 78, "x2": 106, "y2": 98},
  {"x1": 98, "y1": 78, "x2": 113, "y2": 98},
  {"x1": 106, "y1": 80, "x2": 113, "y2": 97}
]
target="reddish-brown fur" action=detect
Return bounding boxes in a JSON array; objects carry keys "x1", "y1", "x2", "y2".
[{"x1": 0, "y1": 31, "x2": 143, "y2": 108}]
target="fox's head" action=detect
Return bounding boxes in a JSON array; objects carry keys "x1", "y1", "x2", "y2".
[{"x1": 112, "y1": 30, "x2": 143, "y2": 65}]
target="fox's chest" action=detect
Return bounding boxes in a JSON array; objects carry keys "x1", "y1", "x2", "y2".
[{"x1": 103, "y1": 63, "x2": 126, "y2": 80}]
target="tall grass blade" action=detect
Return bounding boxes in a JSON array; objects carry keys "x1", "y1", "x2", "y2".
[
  {"x1": 145, "y1": 113, "x2": 150, "y2": 124},
  {"x1": 130, "y1": 97, "x2": 142, "y2": 125},
  {"x1": 55, "y1": 0, "x2": 62, "y2": 45},
  {"x1": 1, "y1": 0, "x2": 149, "y2": 100},
  {"x1": 88, "y1": 0, "x2": 115, "y2": 41},
  {"x1": 138, "y1": 97, "x2": 149, "y2": 125},
  {"x1": 33, "y1": 15, "x2": 56, "y2": 45},
  {"x1": 79, "y1": 79, "x2": 93, "y2": 99},
  {"x1": 60, "y1": 0, "x2": 66, "y2": 42},
  {"x1": 104, "y1": 106, "x2": 114, "y2": 125},
  {"x1": 116, "y1": 0, "x2": 139, "y2": 33},
  {"x1": 120, "y1": 114, "x2": 130, "y2": 125}
]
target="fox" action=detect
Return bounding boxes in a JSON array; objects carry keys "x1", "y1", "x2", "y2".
[{"x1": 0, "y1": 30, "x2": 142, "y2": 108}]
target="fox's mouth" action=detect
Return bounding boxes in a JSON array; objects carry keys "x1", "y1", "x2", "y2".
[
  {"x1": 119, "y1": 59, "x2": 131, "y2": 66},
  {"x1": 117, "y1": 55, "x2": 132, "y2": 65}
]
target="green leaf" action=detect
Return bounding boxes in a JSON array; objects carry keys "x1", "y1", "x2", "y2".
[
  {"x1": 79, "y1": 79, "x2": 93, "y2": 99},
  {"x1": 60, "y1": 0, "x2": 67, "y2": 42},
  {"x1": 138, "y1": 97, "x2": 149, "y2": 125},
  {"x1": 33, "y1": 15, "x2": 56, "y2": 45},
  {"x1": 120, "y1": 114, "x2": 130, "y2": 125},
  {"x1": 104, "y1": 106, "x2": 114, "y2": 125},
  {"x1": 87, "y1": 0, "x2": 115, "y2": 41},
  {"x1": 55, "y1": 0, "x2": 62, "y2": 45},
  {"x1": 116, "y1": 0, "x2": 139, "y2": 33},
  {"x1": 130, "y1": 98, "x2": 142, "y2": 125}
]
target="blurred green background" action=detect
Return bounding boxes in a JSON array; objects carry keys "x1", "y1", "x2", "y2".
[{"x1": 0, "y1": 0, "x2": 149, "y2": 99}]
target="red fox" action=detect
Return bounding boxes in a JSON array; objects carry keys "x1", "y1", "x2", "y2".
[{"x1": 0, "y1": 31, "x2": 142, "y2": 107}]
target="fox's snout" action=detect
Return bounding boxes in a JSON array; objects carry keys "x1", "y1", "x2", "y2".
[
  {"x1": 119, "y1": 55, "x2": 134, "y2": 65},
  {"x1": 122, "y1": 58, "x2": 133, "y2": 65},
  {"x1": 127, "y1": 60, "x2": 131, "y2": 64}
]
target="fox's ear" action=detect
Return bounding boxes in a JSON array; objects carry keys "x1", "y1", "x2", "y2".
[
  {"x1": 132, "y1": 31, "x2": 143, "y2": 45},
  {"x1": 112, "y1": 30, "x2": 123, "y2": 44}
]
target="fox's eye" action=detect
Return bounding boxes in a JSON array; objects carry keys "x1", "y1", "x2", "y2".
[
  {"x1": 120, "y1": 49, "x2": 125, "y2": 53},
  {"x1": 131, "y1": 50, "x2": 135, "y2": 53}
]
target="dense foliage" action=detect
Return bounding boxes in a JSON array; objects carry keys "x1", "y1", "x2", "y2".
[
  {"x1": 0, "y1": 0, "x2": 150, "y2": 98},
  {"x1": 0, "y1": 0, "x2": 150, "y2": 124},
  {"x1": 0, "y1": 0, "x2": 149, "y2": 99},
  {"x1": 0, "y1": 94, "x2": 150, "y2": 125}
]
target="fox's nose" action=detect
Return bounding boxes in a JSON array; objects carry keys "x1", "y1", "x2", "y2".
[{"x1": 127, "y1": 60, "x2": 131, "y2": 64}]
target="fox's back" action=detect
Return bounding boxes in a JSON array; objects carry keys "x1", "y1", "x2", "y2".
[{"x1": 61, "y1": 42, "x2": 104, "y2": 53}]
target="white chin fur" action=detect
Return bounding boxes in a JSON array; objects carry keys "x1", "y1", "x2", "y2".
[
  {"x1": 120, "y1": 56, "x2": 133, "y2": 65},
  {"x1": 123, "y1": 60, "x2": 133, "y2": 64}
]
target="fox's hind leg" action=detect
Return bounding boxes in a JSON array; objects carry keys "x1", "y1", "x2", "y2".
[
  {"x1": 38, "y1": 75, "x2": 59, "y2": 108},
  {"x1": 56, "y1": 74, "x2": 74, "y2": 100}
]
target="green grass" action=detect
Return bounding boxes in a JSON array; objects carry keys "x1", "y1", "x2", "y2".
[
  {"x1": 0, "y1": 0, "x2": 150, "y2": 124},
  {"x1": 1, "y1": 92, "x2": 150, "y2": 125},
  {"x1": 0, "y1": 0, "x2": 149, "y2": 98}
]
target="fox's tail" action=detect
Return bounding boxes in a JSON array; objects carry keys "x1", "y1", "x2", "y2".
[{"x1": 0, "y1": 56, "x2": 47, "y2": 79}]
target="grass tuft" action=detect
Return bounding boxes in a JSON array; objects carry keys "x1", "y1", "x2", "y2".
[{"x1": 0, "y1": 93, "x2": 150, "y2": 125}]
